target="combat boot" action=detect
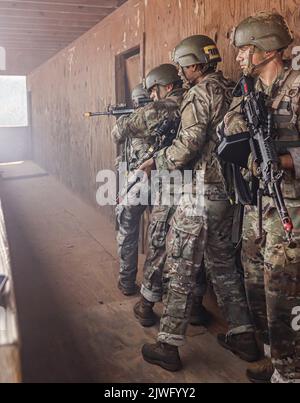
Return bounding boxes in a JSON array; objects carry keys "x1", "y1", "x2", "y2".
[
  {"x1": 118, "y1": 280, "x2": 139, "y2": 297},
  {"x1": 134, "y1": 297, "x2": 157, "y2": 327},
  {"x1": 189, "y1": 297, "x2": 212, "y2": 327},
  {"x1": 246, "y1": 358, "x2": 274, "y2": 383},
  {"x1": 217, "y1": 332, "x2": 260, "y2": 362},
  {"x1": 142, "y1": 342, "x2": 182, "y2": 372}
]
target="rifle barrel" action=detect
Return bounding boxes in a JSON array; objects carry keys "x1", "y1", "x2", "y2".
[{"x1": 84, "y1": 109, "x2": 134, "y2": 118}]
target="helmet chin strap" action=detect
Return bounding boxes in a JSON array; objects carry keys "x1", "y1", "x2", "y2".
[
  {"x1": 157, "y1": 85, "x2": 162, "y2": 100},
  {"x1": 245, "y1": 46, "x2": 278, "y2": 76}
]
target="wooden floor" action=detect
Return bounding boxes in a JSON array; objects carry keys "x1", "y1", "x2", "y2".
[{"x1": 0, "y1": 161, "x2": 249, "y2": 383}]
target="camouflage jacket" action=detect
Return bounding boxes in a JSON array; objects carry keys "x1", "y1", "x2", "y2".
[
  {"x1": 155, "y1": 71, "x2": 235, "y2": 188},
  {"x1": 111, "y1": 109, "x2": 149, "y2": 172},
  {"x1": 111, "y1": 88, "x2": 185, "y2": 171},
  {"x1": 223, "y1": 63, "x2": 300, "y2": 204}
]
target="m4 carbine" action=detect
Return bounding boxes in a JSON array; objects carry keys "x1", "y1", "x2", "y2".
[
  {"x1": 84, "y1": 104, "x2": 134, "y2": 118},
  {"x1": 238, "y1": 75, "x2": 295, "y2": 247},
  {"x1": 84, "y1": 98, "x2": 152, "y2": 118},
  {"x1": 117, "y1": 116, "x2": 181, "y2": 204}
]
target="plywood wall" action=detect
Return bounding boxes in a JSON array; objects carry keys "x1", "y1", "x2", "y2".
[{"x1": 27, "y1": 0, "x2": 300, "y2": 216}]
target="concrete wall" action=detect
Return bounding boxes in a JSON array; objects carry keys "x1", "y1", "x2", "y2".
[
  {"x1": 27, "y1": 0, "x2": 300, "y2": 215},
  {"x1": 0, "y1": 127, "x2": 30, "y2": 163}
]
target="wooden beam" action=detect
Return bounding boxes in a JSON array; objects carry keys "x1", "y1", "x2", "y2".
[
  {"x1": 0, "y1": 9, "x2": 106, "y2": 22},
  {"x1": 0, "y1": 16, "x2": 95, "y2": 28},
  {"x1": 6, "y1": 47, "x2": 58, "y2": 52},
  {"x1": 0, "y1": 43, "x2": 68, "y2": 51},
  {"x1": 0, "y1": 1, "x2": 118, "y2": 15},
  {"x1": 0, "y1": 25, "x2": 88, "y2": 34},
  {"x1": 0, "y1": 32, "x2": 80, "y2": 41},
  {"x1": 14, "y1": 0, "x2": 126, "y2": 7},
  {"x1": 1, "y1": 43, "x2": 74, "y2": 51}
]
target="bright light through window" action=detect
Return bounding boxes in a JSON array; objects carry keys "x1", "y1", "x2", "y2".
[{"x1": 0, "y1": 76, "x2": 28, "y2": 127}]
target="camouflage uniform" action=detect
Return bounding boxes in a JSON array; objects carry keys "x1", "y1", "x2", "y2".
[
  {"x1": 116, "y1": 88, "x2": 204, "y2": 301},
  {"x1": 112, "y1": 118, "x2": 151, "y2": 290},
  {"x1": 141, "y1": 204, "x2": 208, "y2": 304},
  {"x1": 114, "y1": 89, "x2": 184, "y2": 294},
  {"x1": 224, "y1": 65, "x2": 300, "y2": 382},
  {"x1": 154, "y1": 71, "x2": 254, "y2": 346},
  {"x1": 118, "y1": 86, "x2": 207, "y2": 305}
]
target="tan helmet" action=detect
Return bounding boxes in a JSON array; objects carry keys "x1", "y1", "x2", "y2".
[
  {"x1": 131, "y1": 83, "x2": 149, "y2": 103},
  {"x1": 233, "y1": 12, "x2": 293, "y2": 51},
  {"x1": 172, "y1": 35, "x2": 222, "y2": 67},
  {"x1": 145, "y1": 64, "x2": 182, "y2": 91}
]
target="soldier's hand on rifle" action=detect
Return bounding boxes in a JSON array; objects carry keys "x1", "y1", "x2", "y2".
[
  {"x1": 248, "y1": 154, "x2": 260, "y2": 177},
  {"x1": 138, "y1": 158, "x2": 156, "y2": 178}
]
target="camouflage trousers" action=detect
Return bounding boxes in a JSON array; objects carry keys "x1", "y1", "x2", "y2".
[
  {"x1": 242, "y1": 203, "x2": 300, "y2": 382},
  {"x1": 158, "y1": 187, "x2": 253, "y2": 347},
  {"x1": 141, "y1": 204, "x2": 207, "y2": 304},
  {"x1": 116, "y1": 203, "x2": 147, "y2": 288}
]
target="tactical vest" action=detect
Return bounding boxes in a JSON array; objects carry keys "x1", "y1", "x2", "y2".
[{"x1": 270, "y1": 69, "x2": 300, "y2": 199}]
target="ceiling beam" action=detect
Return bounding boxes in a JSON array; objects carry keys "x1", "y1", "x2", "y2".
[
  {"x1": 0, "y1": 9, "x2": 107, "y2": 22},
  {"x1": 0, "y1": 16, "x2": 95, "y2": 28},
  {"x1": 0, "y1": 32, "x2": 81, "y2": 40},
  {"x1": 0, "y1": 0, "x2": 128, "y2": 75},
  {"x1": 0, "y1": 25, "x2": 88, "y2": 34},
  {"x1": 13, "y1": 0, "x2": 126, "y2": 8},
  {"x1": 0, "y1": 1, "x2": 118, "y2": 15}
]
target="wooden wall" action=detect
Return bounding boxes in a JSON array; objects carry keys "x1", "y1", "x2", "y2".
[{"x1": 27, "y1": 0, "x2": 300, "y2": 217}]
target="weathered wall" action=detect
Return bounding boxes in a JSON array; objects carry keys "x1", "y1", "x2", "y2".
[
  {"x1": 27, "y1": 0, "x2": 300, "y2": 215},
  {"x1": 28, "y1": 1, "x2": 145, "y2": 214}
]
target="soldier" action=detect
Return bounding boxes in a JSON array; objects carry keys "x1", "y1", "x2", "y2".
[
  {"x1": 131, "y1": 65, "x2": 211, "y2": 328},
  {"x1": 139, "y1": 35, "x2": 258, "y2": 372},
  {"x1": 219, "y1": 12, "x2": 300, "y2": 383},
  {"x1": 112, "y1": 84, "x2": 152, "y2": 296}
]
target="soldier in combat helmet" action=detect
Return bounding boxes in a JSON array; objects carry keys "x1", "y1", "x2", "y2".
[
  {"x1": 139, "y1": 35, "x2": 258, "y2": 371},
  {"x1": 219, "y1": 12, "x2": 300, "y2": 383}
]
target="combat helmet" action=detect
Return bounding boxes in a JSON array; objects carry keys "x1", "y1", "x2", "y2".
[
  {"x1": 145, "y1": 64, "x2": 182, "y2": 91},
  {"x1": 232, "y1": 12, "x2": 293, "y2": 51},
  {"x1": 172, "y1": 35, "x2": 222, "y2": 67},
  {"x1": 131, "y1": 83, "x2": 149, "y2": 104}
]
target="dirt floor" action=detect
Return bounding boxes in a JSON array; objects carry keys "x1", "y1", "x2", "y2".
[{"x1": 0, "y1": 161, "x2": 250, "y2": 383}]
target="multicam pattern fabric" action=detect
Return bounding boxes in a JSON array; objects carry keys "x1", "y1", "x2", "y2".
[
  {"x1": 155, "y1": 72, "x2": 235, "y2": 185},
  {"x1": 141, "y1": 204, "x2": 208, "y2": 304},
  {"x1": 155, "y1": 72, "x2": 254, "y2": 346},
  {"x1": 223, "y1": 65, "x2": 300, "y2": 381},
  {"x1": 114, "y1": 89, "x2": 185, "y2": 290}
]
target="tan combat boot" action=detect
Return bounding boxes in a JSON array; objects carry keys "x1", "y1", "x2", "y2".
[
  {"x1": 217, "y1": 332, "x2": 260, "y2": 362},
  {"x1": 142, "y1": 342, "x2": 182, "y2": 372},
  {"x1": 134, "y1": 297, "x2": 157, "y2": 327},
  {"x1": 246, "y1": 358, "x2": 274, "y2": 383}
]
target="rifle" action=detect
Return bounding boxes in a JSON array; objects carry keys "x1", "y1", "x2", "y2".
[
  {"x1": 84, "y1": 104, "x2": 134, "y2": 118},
  {"x1": 84, "y1": 98, "x2": 152, "y2": 118},
  {"x1": 236, "y1": 75, "x2": 295, "y2": 247},
  {"x1": 117, "y1": 116, "x2": 181, "y2": 204}
]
